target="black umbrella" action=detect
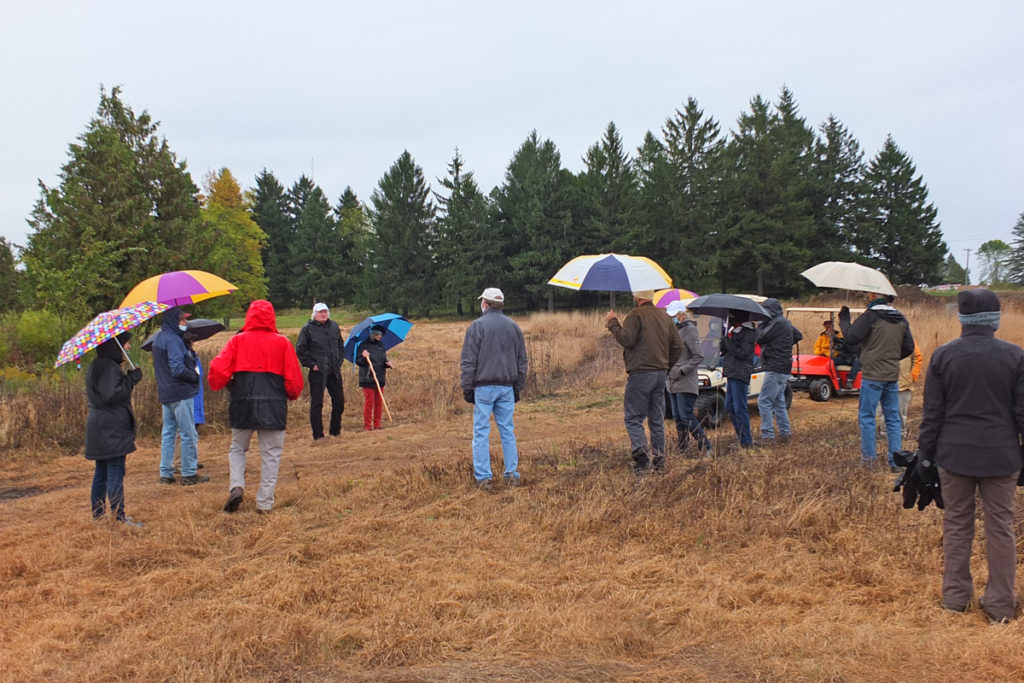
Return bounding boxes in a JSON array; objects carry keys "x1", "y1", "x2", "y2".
[
  {"x1": 685, "y1": 293, "x2": 770, "y2": 322},
  {"x1": 141, "y1": 318, "x2": 226, "y2": 352}
]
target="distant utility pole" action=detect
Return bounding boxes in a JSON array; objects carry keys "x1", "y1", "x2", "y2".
[{"x1": 964, "y1": 248, "x2": 971, "y2": 286}]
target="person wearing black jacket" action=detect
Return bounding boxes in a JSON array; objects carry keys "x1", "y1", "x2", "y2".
[
  {"x1": 917, "y1": 289, "x2": 1024, "y2": 623},
  {"x1": 296, "y1": 302, "x2": 345, "y2": 440},
  {"x1": 85, "y1": 331, "x2": 143, "y2": 526},
  {"x1": 756, "y1": 299, "x2": 802, "y2": 442},
  {"x1": 355, "y1": 326, "x2": 393, "y2": 430},
  {"x1": 721, "y1": 313, "x2": 757, "y2": 448}
]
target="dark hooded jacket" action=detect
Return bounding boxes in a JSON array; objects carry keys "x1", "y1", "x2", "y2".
[
  {"x1": 208, "y1": 300, "x2": 304, "y2": 430},
  {"x1": 296, "y1": 316, "x2": 344, "y2": 379},
  {"x1": 839, "y1": 302, "x2": 914, "y2": 382},
  {"x1": 756, "y1": 299, "x2": 803, "y2": 374},
  {"x1": 721, "y1": 322, "x2": 757, "y2": 382},
  {"x1": 152, "y1": 306, "x2": 199, "y2": 404},
  {"x1": 355, "y1": 335, "x2": 389, "y2": 388},
  {"x1": 85, "y1": 335, "x2": 142, "y2": 460}
]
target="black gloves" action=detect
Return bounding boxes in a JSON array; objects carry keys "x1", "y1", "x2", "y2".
[
  {"x1": 463, "y1": 389, "x2": 475, "y2": 404},
  {"x1": 838, "y1": 305, "x2": 850, "y2": 320},
  {"x1": 127, "y1": 368, "x2": 142, "y2": 385},
  {"x1": 892, "y1": 450, "x2": 944, "y2": 510},
  {"x1": 514, "y1": 388, "x2": 521, "y2": 402}
]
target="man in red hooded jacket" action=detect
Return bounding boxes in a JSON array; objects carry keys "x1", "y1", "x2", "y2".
[{"x1": 209, "y1": 300, "x2": 303, "y2": 514}]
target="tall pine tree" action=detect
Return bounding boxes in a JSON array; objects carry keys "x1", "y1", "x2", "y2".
[
  {"x1": 434, "y1": 150, "x2": 491, "y2": 315},
  {"x1": 250, "y1": 169, "x2": 291, "y2": 308}
]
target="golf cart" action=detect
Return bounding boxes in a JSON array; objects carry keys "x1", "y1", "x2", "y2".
[{"x1": 787, "y1": 307, "x2": 863, "y2": 402}]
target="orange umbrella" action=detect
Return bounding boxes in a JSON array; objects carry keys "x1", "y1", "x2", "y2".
[{"x1": 120, "y1": 270, "x2": 237, "y2": 308}]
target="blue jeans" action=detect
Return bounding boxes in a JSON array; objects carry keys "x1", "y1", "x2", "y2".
[
  {"x1": 725, "y1": 379, "x2": 751, "y2": 446},
  {"x1": 624, "y1": 371, "x2": 667, "y2": 455},
  {"x1": 472, "y1": 385, "x2": 519, "y2": 482},
  {"x1": 859, "y1": 379, "x2": 901, "y2": 464},
  {"x1": 91, "y1": 456, "x2": 126, "y2": 520},
  {"x1": 757, "y1": 370, "x2": 791, "y2": 439},
  {"x1": 669, "y1": 391, "x2": 710, "y2": 449},
  {"x1": 160, "y1": 399, "x2": 199, "y2": 477}
]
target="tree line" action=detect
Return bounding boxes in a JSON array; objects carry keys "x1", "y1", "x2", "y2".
[{"x1": 4, "y1": 84, "x2": 1007, "y2": 329}]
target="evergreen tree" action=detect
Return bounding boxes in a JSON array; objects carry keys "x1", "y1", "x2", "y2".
[
  {"x1": 813, "y1": 115, "x2": 866, "y2": 262},
  {"x1": 368, "y1": 151, "x2": 438, "y2": 316},
  {"x1": 491, "y1": 131, "x2": 573, "y2": 309},
  {"x1": 1004, "y1": 212, "x2": 1024, "y2": 285},
  {"x1": 578, "y1": 122, "x2": 638, "y2": 255},
  {"x1": 976, "y1": 239, "x2": 1011, "y2": 286},
  {"x1": 21, "y1": 86, "x2": 202, "y2": 322},
  {"x1": 334, "y1": 187, "x2": 371, "y2": 306},
  {"x1": 938, "y1": 254, "x2": 967, "y2": 285},
  {"x1": 249, "y1": 169, "x2": 291, "y2": 308},
  {"x1": 198, "y1": 168, "x2": 267, "y2": 316},
  {"x1": 0, "y1": 237, "x2": 20, "y2": 312},
  {"x1": 860, "y1": 136, "x2": 946, "y2": 284},
  {"x1": 290, "y1": 183, "x2": 341, "y2": 307},
  {"x1": 434, "y1": 150, "x2": 491, "y2": 315}
]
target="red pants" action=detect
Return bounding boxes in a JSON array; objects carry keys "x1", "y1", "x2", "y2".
[{"x1": 362, "y1": 387, "x2": 383, "y2": 430}]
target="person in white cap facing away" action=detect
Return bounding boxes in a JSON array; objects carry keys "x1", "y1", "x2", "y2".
[
  {"x1": 296, "y1": 302, "x2": 345, "y2": 440},
  {"x1": 460, "y1": 287, "x2": 528, "y2": 491}
]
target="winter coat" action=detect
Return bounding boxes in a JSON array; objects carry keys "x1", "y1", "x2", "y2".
[
  {"x1": 152, "y1": 306, "x2": 199, "y2": 404},
  {"x1": 606, "y1": 302, "x2": 683, "y2": 375},
  {"x1": 85, "y1": 338, "x2": 141, "y2": 460},
  {"x1": 917, "y1": 326, "x2": 1024, "y2": 478},
  {"x1": 460, "y1": 308, "x2": 528, "y2": 391},
  {"x1": 296, "y1": 318, "x2": 344, "y2": 379},
  {"x1": 756, "y1": 299, "x2": 803, "y2": 374},
  {"x1": 355, "y1": 337, "x2": 389, "y2": 388},
  {"x1": 666, "y1": 319, "x2": 703, "y2": 395},
  {"x1": 839, "y1": 304, "x2": 914, "y2": 382},
  {"x1": 721, "y1": 323, "x2": 756, "y2": 383},
  {"x1": 208, "y1": 300, "x2": 304, "y2": 430}
]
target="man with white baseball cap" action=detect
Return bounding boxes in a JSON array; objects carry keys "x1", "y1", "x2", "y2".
[
  {"x1": 460, "y1": 287, "x2": 528, "y2": 491},
  {"x1": 296, "y1": 302, "x2": 345, "y2": 440}
]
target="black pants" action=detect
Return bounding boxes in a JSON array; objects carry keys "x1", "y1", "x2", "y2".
[{"x1": 309, "y1": 370, "x2": 344, "y2": 438}]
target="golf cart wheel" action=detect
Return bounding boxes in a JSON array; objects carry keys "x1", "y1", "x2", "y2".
[
  {"x1": 809, "y1": 378, "x2": 832, "y2": 402},
  {"x1": 695, "y1": 391, "x2": 727, "y2": 429},
  {"x1": 784, "y1": 382, "x2": 793, "y2": 408}
]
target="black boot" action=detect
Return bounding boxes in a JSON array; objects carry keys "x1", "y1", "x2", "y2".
[
  {"x1": 675, "y1": 420, "x2": 690, "y2": 453},
  {"x1": 631, "y1": 447, "x2": 650, "y2": 473},
  {"x1": 651, "y1": 451, "x2": 665, "y2": 472}
]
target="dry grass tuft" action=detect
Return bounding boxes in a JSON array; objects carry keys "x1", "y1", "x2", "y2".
[{"x1": 4, "y1": 305, "x2": 1024, "y2": 679}]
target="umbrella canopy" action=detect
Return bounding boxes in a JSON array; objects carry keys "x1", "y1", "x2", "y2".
[
  {"x1": 652, "y1": 288, "x2": 699, "y2": 309},
  {"x1": 343, "y1": 313, "x2": 414, "y2": 364},
  {"x1": 55, "y1": 301, "x2": 169, "y2": 368},
  {"x1": 685, "y1": 293, "x2": 771, "y2": 322},
  {"x1": 140, "y1": 318, "x2": 226, "y2": 352},
  {"x1": 800, "y1": 261, "x2": 897, "y2": 297},
  {"x1": 120, "y1": 270, "x2": 238, "y2": 308},
  {"x1": 548, "y1": 253, "x2": 672, "y2": 293}
]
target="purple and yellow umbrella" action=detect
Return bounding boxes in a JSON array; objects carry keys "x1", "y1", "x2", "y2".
[
  {"x1": 652, "y1": 288, "x2": 699, "y2": 309},
  {"x1": 55, "y1": 301, "x2": 169, "y2": 369},
  {"x1": 120, "y1": 270, "x2": 237, "y2": 308}
]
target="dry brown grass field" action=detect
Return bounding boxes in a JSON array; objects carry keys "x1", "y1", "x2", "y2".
[{"x1": 4, "y1": 298, "x2": 1024, "y2": 681}]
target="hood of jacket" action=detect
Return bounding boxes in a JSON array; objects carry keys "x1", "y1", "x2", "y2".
[
  {"x1": 762, "y1": 298, "x2": 783, "y2": 319},
  {"x1": 161, "y1": 306, "x2": 186, "y2": 336},
  {"x1": 96, "y1": 332, "x2": 131, "y2": 362},
  {"x1": 242, "y1": 299, "x2": 279, "y2": 333},
  {"x1": 868, "y1": 304, "x2": 907, "y2": 324}
]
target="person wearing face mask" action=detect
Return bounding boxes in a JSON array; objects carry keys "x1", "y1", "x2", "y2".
[
  {"x1": 460, "y1": 287, "x2": 528, "y2": 491},
  {"x1": 152, "y1": 306, "x2": 208, "y2": 485}
]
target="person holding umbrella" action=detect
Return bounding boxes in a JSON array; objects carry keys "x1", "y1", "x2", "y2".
[
  {"x1": 296, "y1": 302, "x2": 345, "y2": 441},
  {"x1": 606, "y1": 290, "x2": 683, "y2": 472},
  {"x1": 85, "y1": 331, "x2": 143, "y2": 527},
  {"x1": 721, "y1": 311, "x2": 757, "y2": 448},
  {"x1": 355, "y1": 325, "x2": 393, "y2": 430}
]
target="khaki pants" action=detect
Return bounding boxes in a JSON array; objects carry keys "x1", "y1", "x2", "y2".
[
  {"x1": 938, "y1": 467, "x2": 1019, "y2": 618},
  {"x1": 229, "y1": 429, "x2": 285, "y2": 512}
]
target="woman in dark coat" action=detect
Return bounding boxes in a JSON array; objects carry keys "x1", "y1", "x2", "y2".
[
  {"x1": 85, "y1": 331, "x2": 143, "y2": 526},
  {"x1": 355, "y1": 326, "x2": 393, "y2": 430}
]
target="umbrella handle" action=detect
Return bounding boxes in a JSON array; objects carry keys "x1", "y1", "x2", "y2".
[
  {"x1": 367, "y1": 361, "x2": 393, "y2": 422},
  {"x1": 115, "y1": 337, "x2": 136, "y2": 371}
]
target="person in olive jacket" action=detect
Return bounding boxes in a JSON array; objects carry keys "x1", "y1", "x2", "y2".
[
  {"x1": 917, "y1": 288, "x2": 1024, "y2": 624},
  {"x1": 296, "y1": 302, "x2": 345, "y2": 440},
  {"x1": 720, "y1": 312, "x2": 757, "y2": 448},
  {"x1": 355, "y1": 325, "x2": 393, "y2": 430},
  {"x1": 85, "y1": 331, "x2": 143, "y2": 526}
]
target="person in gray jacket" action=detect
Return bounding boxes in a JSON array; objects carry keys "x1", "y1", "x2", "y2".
[
  {"x1": 665, "y1": 300, "x2": 711, "y2": 454},
  {"x1": 756, "y1": 298, "x2": 802, "y2": 442},
  {"x1": 917, "y1": 288, "x2": 1024, "y2": 624},
  {"x1": 460, "y1": 287, "x2": 528, "y2": 491}
]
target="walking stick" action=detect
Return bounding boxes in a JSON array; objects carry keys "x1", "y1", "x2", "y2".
[{"x1": 364, "y1": 352, "x2": 393, "y2": 422}]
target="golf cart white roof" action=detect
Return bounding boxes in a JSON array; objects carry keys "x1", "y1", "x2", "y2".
[{"x1": 785, "y1": 307, "x2": 865, "y2": 314}]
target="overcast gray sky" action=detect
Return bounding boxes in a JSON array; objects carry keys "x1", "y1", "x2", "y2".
[{"x1": 3, "y1": 1, "x2": 1021, "y2": 279}]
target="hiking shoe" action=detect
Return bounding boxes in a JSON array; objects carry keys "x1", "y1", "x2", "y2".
[
  {"x1": 979, "y1": 597, "x2": 1013, "y2": 625},
  {"x1": 117, "y1": 516, "x2": 143, "y2": 528},
  {"x1": 504, "y1": 475, "x2": 522, "y2": 489},
  {"x1": 180, "y1": 474, "x2": 210, "y2": 486},
  {"x1": 941, "y1": 600, "x2": 967, "y2": 613},
  {"x1": 256, "y1": 508, "x2": 271, "y2": 515},
  {"x1": 159, "y1": 476, "x2": 176, "y2": 485},
  {"x1": 476, "y1": 478, "x2": 493, "y2": 492},
  {"x1": 224, "y1": 487, "x2": 244, "y2": 513}
]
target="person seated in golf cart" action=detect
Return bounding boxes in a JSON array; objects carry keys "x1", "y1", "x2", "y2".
[{"x1": 814, "y1": 319, "x2": 837, "y2": 357}]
